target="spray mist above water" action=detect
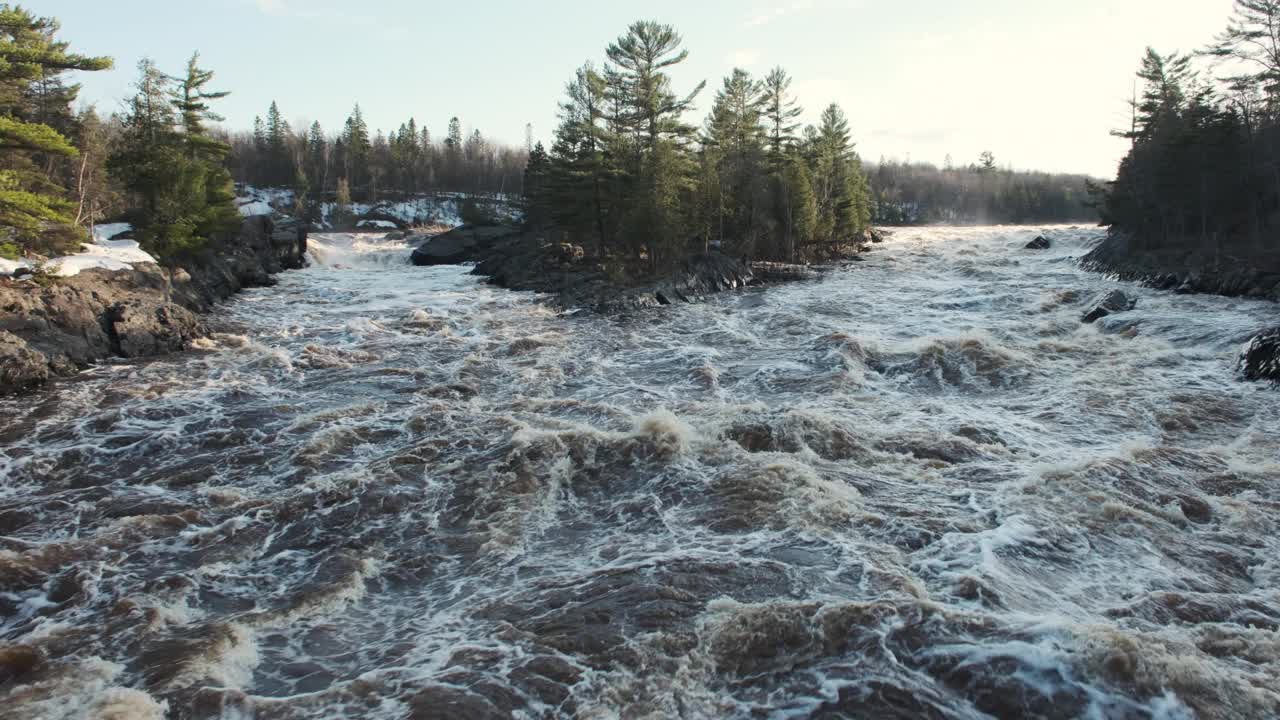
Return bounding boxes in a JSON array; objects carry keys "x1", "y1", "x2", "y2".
[{"x1": 1, "y1": 227, "x2": 1277, "y2": 719}]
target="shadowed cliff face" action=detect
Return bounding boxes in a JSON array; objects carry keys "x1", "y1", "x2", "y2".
[
  {"x1": 1082, "y1": 229, "x2": 1280, "y2": 302},
  {"x1": 2, "y1": 227, "x2": 1278, "y2": 719}
]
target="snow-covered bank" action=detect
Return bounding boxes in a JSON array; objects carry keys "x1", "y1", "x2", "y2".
[{"x1": 0, "y1": 223, "x2": 156, "y2": 278}]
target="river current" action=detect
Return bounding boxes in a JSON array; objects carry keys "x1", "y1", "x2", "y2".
[{"x1": 1, "y1": 227, "x2": 1278, "y2": 719}]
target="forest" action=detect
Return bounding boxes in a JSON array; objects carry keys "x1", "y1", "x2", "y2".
[
  {"x1": 1099, "y1": 0, "x2": 1280, "y2": 250},
  {"x1": 224, "y1": 104, "x2": 529, "y2": 208},
  {"x1": 866, "y1": 157, "x2": 1097, "y2": 225},
  {"x1": 524, "y1": 22, "x2": 873, "y2": 268}
]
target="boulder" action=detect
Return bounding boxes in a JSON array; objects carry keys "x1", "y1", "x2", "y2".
[
  {"x1": 385, "y1": 230, "x2": 407, "y2": 241},
  {"x1": 1025, "y1": 236, "x2": 1051, "y2": 250},
  {"x1": 410, "y1": 225, "x2": 522, "y2": 266},
  {"x1": 1239, "y1": 327, "x2": 1280, "y2": 383},
  {"x1": 104, "y1": 300, "x2": 203, "y2": 358},
  {"x1": 0, "y1": 332, "x2": 50, "y2": 393},
  {"x1": 1081, "y1": 289, "x2": 1136, "y2": 323}
]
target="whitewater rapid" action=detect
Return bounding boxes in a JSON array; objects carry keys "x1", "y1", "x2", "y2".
[{"x1": 2, "y1": 228, "x2": 1278, "y2": 719}]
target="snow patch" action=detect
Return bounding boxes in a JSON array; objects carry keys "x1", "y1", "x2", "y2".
[{"x1": 2, "y1": 222, "x2": 155, "y2": 277}]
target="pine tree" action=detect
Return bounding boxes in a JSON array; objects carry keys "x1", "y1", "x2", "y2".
[
  {"x1": 444, "y1": 116, "x2": 463, "y2": 189},
  {"x1": 605, "y1": 21, "x2": 705, "y2": 153},
  {"x1": 806, "y1": 103, "x2": 871, "y2": 255},
  {"x1": 762, "y1": 67, "x2": 802, "y2": 164},
  {"x1": 0, "y1": 4, "x2": 112, "y2": 256},
  {"x1": 1204, "y1": 0, "x2": 1280, "y2": 95},
  {"x1": 342, "y1": 104, "x2": 371, "y2": 196},
  {"x1": 549, "y1": 63, "x2": 613, "y2": 250},
  {"x1": 306, "y1": 121, "x2": 327, "y2": 195},
  {"x1": 172, "y1": 52, "x2": 229, "y2": 158},
  {"x1": 703, "y1": 68, "x2": 767, "y2": 253},
  {"x1": 778, "y1": 155, "x2": 817, "y2": 261},
  {"x1": 109, "y1": 56, "x2": 238, "y2": 261},
  {"x1": 265, "y1": 100, "x2": 292, "y2": 186},
  {"x1": 523, "y1": 141, "x2": 552, "y2": 229}
]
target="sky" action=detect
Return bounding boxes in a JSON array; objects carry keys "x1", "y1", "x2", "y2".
[{"x1": 43, "y1": 0, "x2": 1237, "y2": 179}]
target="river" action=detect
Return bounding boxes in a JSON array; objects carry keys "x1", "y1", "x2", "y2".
[{"x1": 1, "y1": 227, "x2": 1278, "y2": 719}]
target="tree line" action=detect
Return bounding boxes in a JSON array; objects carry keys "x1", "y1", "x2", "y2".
[
  {"x1": 868, "y1": 155, "x2": 1098, "y2": 225},
  {"x1": 224, "y1": 103, "x2": 528, "y2": 213},
  {"x1": 0, "y1": 4, "x2": 528, "y2": 261},
  {"x1": 1099, "y1": 0, "x2": 1280, "y2": 249},
  {"x1": 523, "y1": 21, "x2": 873, "y2": 270}
]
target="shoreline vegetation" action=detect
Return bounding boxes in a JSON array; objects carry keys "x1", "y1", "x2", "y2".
[{"x1": 1085, "y1": 0, "x2": 1280, "y2": 304}]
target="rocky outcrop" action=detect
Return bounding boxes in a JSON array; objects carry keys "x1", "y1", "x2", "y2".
[
  {"x1": 1082, "y1": 230, "x2": 1280, "y2": 301},
  {"x1": 410, "y1": 223, "x2": 865, "y2": 312},
  {"x1": 1025, "y1": 236, "x2": 1051, "y2": 250},
  {"x1": 410, "y1": 225, "x2": 523, "y2": 266},
  {"x1": 418, "y1": 226, "x2": 830, "y2": 311},
  {"x1": 1239, "y1": 327, "x2": 1280, "y2": 383},
  {"x1": 0, "y1": 215, "x2": 307, "y2": 394},
  {"x1": 1081, "y1": 289, "x2": 1136, "y2": 323}
]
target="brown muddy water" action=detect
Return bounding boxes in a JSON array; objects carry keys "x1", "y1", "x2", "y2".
[{"x1": 1, "y1": 227, "x2": 1278, "y2": 719}]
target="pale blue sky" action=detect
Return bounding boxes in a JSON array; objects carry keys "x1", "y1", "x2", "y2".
[{"x1": 44, "y1": 0, "x2": 1234, "y2": 178}]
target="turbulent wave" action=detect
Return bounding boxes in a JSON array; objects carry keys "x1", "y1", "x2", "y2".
[{"x1": 2, "y1": 225, "x2": 1278, "y2": 718}]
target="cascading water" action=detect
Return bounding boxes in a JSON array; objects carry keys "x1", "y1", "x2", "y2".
[{"x1": 1, "y1": 227, "x2": 1277, "y2": 719}]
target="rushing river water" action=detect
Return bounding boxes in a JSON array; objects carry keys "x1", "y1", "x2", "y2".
[{"x1": 2, "y1": 227, "x2": 1279, "y2": 720}]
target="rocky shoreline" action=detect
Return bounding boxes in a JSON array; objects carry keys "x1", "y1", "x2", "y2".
[
  {"x1": 1081, "y1": 230, "x2": 1280, "y2": 301},
  {"x1": 1081, "y1": 229, "x2": 1280, "y2": 384},
  {"x1": 0, "y1": 215, "x2": 307, "y2": 394},
  {"x1": 412, "y1": 224, "x2": 874, "y2": 312}
]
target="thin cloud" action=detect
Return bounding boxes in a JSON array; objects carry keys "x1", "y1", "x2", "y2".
[
  {"x1": 743, "y1": 0, "x2": 815, "y2": 29},
  {"x1": 250, "y1": 0, "x2": 373, "y2": 24}
]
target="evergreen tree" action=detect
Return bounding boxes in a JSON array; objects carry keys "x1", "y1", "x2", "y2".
[
  {"x1": 109, "y1": 56, "x2": 238, "y2": 261},
  {"x1": 807, "y1": 104, "x2": 871, "y2": 254},
  {"x1": 762, "y1": 67, "x2": 802, "y2": 164},
  {"x1": 306, "y1": 121, "x2": 327, "y2": 195},
  {"x1": 549, "y1": 63, "x2": 613, "y2": 250},
  {"x1": 1204, "y1": 0, "x2": 1280, "y2": 95},
  {"x1": 603, "y1": 21, "x2": 704, "y2": 267},
  {"x1": 605, "y1": 21, "x2": 705, "y2": 153},
  {"x1": 342, "y1": 104, "x2": 370, "y2": 196},
  {"x1": 265, "y1": 100, "x2": 292, "y2": 186},
  {"x1": 523, "y1": 141, "x2": 552, "y2": 229},
  {"x1": 778, "y1": 155, "x2": 817, "y2": 261},
  {"x1": 444, "y1": 116, "x2": 463, "y2": 189},
  {"x1": 172, "y1": 52, "x2": 229, "y2": 158},
  {"x1": 703, "y1": 68, "x2": 767, "y2": 254},
  {"x1": 0, "y1": 4, "x2": 111, "y2": 256}
]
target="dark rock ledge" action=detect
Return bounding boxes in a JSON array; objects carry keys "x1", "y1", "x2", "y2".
[
  {"x1": 0, "y1": 215, "x2": 307, "y2": 394},
  {"x1": 411, "y1": 224, "x2": 875, "y2": 312},
  {"x1": 1081, "y1": 230, "x2": 1280, "y2": 302}
]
